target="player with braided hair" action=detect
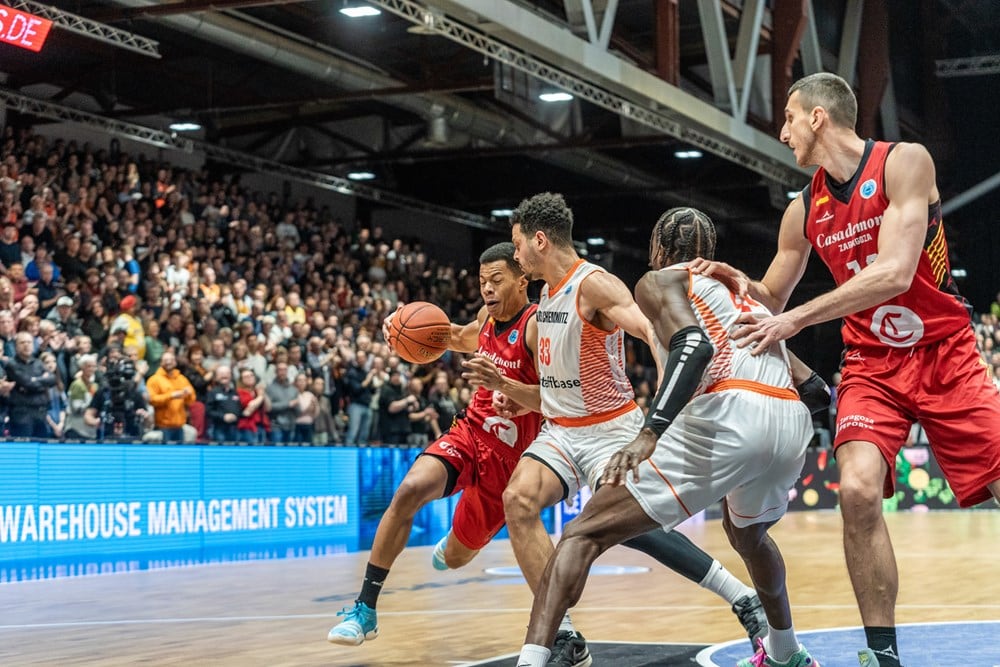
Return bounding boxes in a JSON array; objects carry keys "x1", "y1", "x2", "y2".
[
  {"x1": 513, "y1": 205, "x2": 820, "y2": 667},
  {"x1": 656, "y1": 207, "x2": 830, "y2": 415},
  {"x1": 650, "y1": 206, "x2": 718, "y2": 264}
]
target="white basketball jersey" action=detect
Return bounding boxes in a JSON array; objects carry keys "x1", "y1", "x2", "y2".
[
  {"x1": 536, "y1": 259, "x2": 634, "y2": 423},
  {"x1": 662, "y1": 264, "x2": 795, "y2": 396}
]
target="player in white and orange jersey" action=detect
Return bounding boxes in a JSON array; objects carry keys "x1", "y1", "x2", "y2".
[
  {"x1": 464, "y1": 193, "x2": 769, "y2": 667},
  {"x1": 514, "y1": 207, "x2": 818, "y2": 667}
]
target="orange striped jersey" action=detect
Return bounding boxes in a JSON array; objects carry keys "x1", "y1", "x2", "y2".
[
  {"x1": 664, "y1": 264, "x2": 795, "y2": 396},
  {"x1": 536, "y1": 259, "x2": 635, "y2": 424},
  {"x1": 803, "y1": 140, "x2": 972, "y2": 348}
]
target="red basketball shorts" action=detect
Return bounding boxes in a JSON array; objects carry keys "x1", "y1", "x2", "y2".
[
  {"x1": 421, "y1": 418, "x2": 521, "y2": 550},
  {"x1": 835, "y1": 327, "x2": 1000, "y2": 507}
]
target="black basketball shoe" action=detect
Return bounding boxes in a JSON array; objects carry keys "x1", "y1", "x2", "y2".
[
  {"x1": 547, "y1": 630, "x2": 592, "y2": 667},
  {"x1": 732, "y1": 593, "x2": 769, "y2": 650}
]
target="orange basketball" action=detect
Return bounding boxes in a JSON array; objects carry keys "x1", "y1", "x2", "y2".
[{"x1": 387, "y1": 301, "x2": 450, "y2": 364}]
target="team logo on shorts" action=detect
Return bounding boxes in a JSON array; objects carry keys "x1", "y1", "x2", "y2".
[
  {"x1": 869, "y1": 305, "x2": 924, "y2": 347},
  {"x1": 508, "y1": 329, "x2": 519, "y2": 344},
  {"x1": 438, "y1": 441, "x2": 461, "y2": 458},
  {"x1": 859, "y1": 178, "x2": 878, "y2": 199},
  {"x1": 483, "y1": 416, "x2": 518, "y2": 447}
]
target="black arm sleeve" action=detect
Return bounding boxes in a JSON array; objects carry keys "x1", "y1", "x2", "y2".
[
  {"x1": 643, "y1": 325, "x2": 714, "y2": 437},
  {"x1": 796, "y1": 371, "x2": 831, "y2": 415}
]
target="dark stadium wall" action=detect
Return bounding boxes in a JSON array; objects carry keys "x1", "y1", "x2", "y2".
[{"x1": 371, "y1": 208, "x2": 477, "y2": 269}]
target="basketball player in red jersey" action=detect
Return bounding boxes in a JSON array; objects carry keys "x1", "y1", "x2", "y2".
[
  {"x1": 328, "y1": 242, "x2": 544, "y2": 646},
  {"x1": 691, "y1": 72, "x2": 1000, "y2": 667}
]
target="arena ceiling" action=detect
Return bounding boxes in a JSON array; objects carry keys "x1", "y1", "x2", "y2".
[{"x1": 1, "y1": 0, "x2": 999, "y2": 305}]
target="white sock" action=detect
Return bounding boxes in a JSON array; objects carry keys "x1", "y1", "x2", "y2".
[
  {"x1": 517, "y1": 644, "x2": 551, "y2": 667},
  {"x1": 558, "y1": 612, "x2": 575, "y2": 634},
  {"x1": 433, "y1": 536, "x2": 447, "y2": 561},
  {"x1": 764, "y1": 624, "x2": 799, "y2": 664},
  {"x1": 698, "y1": 560, "x2": 755, "y2": 605}
]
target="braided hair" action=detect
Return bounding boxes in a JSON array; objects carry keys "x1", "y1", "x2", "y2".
[{"x1": 650, "y1": 207, "x2": 717, "y2": 265}]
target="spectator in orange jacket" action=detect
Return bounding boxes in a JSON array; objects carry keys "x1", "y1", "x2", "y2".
[{"x1": 146, "y1": 350, "x2": 195, "y2": 442}]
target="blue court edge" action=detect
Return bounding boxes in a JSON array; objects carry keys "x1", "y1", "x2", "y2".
[{"x1": 699, "y1": 621, "x2": 1000, "y2": 667}]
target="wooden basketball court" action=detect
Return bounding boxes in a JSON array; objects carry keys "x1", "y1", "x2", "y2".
[{"x1": 2, "y1": 511, "x2": 997, "y2": 666}]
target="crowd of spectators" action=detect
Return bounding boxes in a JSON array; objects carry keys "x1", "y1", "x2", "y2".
[
  {"x1": 6, "y1": 123, "x2": 995, "y2": 448},
  {"x1": 0, "y1": 124, "x2": 659, "y2": 445},
  {"x1": 975, "y1": 303, "x2": 1000, "y2": 393}
]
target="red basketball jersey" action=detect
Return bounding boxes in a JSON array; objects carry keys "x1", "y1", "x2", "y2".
[
  {"x1": 462, "y1": 303, "x2": 542, "y2": 455},
  {"x1": 804, "y1": 140, "x2": 972, "y2": 348}
]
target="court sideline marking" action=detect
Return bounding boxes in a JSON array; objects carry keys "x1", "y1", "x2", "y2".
[{"x1": 2, "y1": 604, "x2": 999, "y2": 630}]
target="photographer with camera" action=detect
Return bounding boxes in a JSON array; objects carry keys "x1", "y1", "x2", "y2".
[
  {"x1": 92, "y1": 346, "x2": 149, "y2": 439},
  {"x1": 146, "y1": 350, "x2": 194, "y2": 442}
]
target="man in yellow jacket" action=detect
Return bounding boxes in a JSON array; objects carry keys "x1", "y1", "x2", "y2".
[{"x1": 146, "y1": 350, "x2": 195, "y2": 442}]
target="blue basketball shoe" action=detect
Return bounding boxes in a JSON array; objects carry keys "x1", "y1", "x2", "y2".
[{"x1": 327, "y1": 601, "x2": 379, "y2": 646}]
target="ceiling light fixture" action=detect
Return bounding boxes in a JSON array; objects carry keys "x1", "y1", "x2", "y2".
[
  {"x1": 491, "y1": 208, "x2": 514, "y2": 217},
  {"x1": 539, "y1": 92, "x2": 573, "y2": 102},
  {"x1": 786, "y1": 190, "x2": 800, "y2": 199},
  {"x1": 586, "y1": 237, "x2": 606, "y2": 246},
  {"x1": 340, "y1": 6, "x2": 381, "y2": 17},
  {"x1": 674, "y1": 150, "x2": 703, "y2": 159},
  {"x1": 347, "y1": 171, "x2": 376, "y2": 181},
  {"x1": 168, "y1": 122, "x2": 201, "y2": 132}
]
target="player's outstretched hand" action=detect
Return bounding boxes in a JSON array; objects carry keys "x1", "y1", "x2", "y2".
[
  {"x1": 381, "y1": 303, "x2": 405, "y2": 343},
  {"x1": 601, "y1": 429, "x2": 657, "y2": 486},
  {"x1": 730, "y1": 311, "x2": 801, "y2": 356},
  {"x1": 687, "y1": 257, "x2": 751, "y2": 298},
  {"x1": 461, "y1": 353, "x2": 503, "y2": 391}
]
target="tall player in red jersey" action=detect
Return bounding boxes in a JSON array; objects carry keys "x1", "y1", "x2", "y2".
[
  {"x1": 691, "y1": 72, "x2": 1000, "y2": 667},
  {"x1": 328, "y1": 242, "x2": 543, "y2": 647}
]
